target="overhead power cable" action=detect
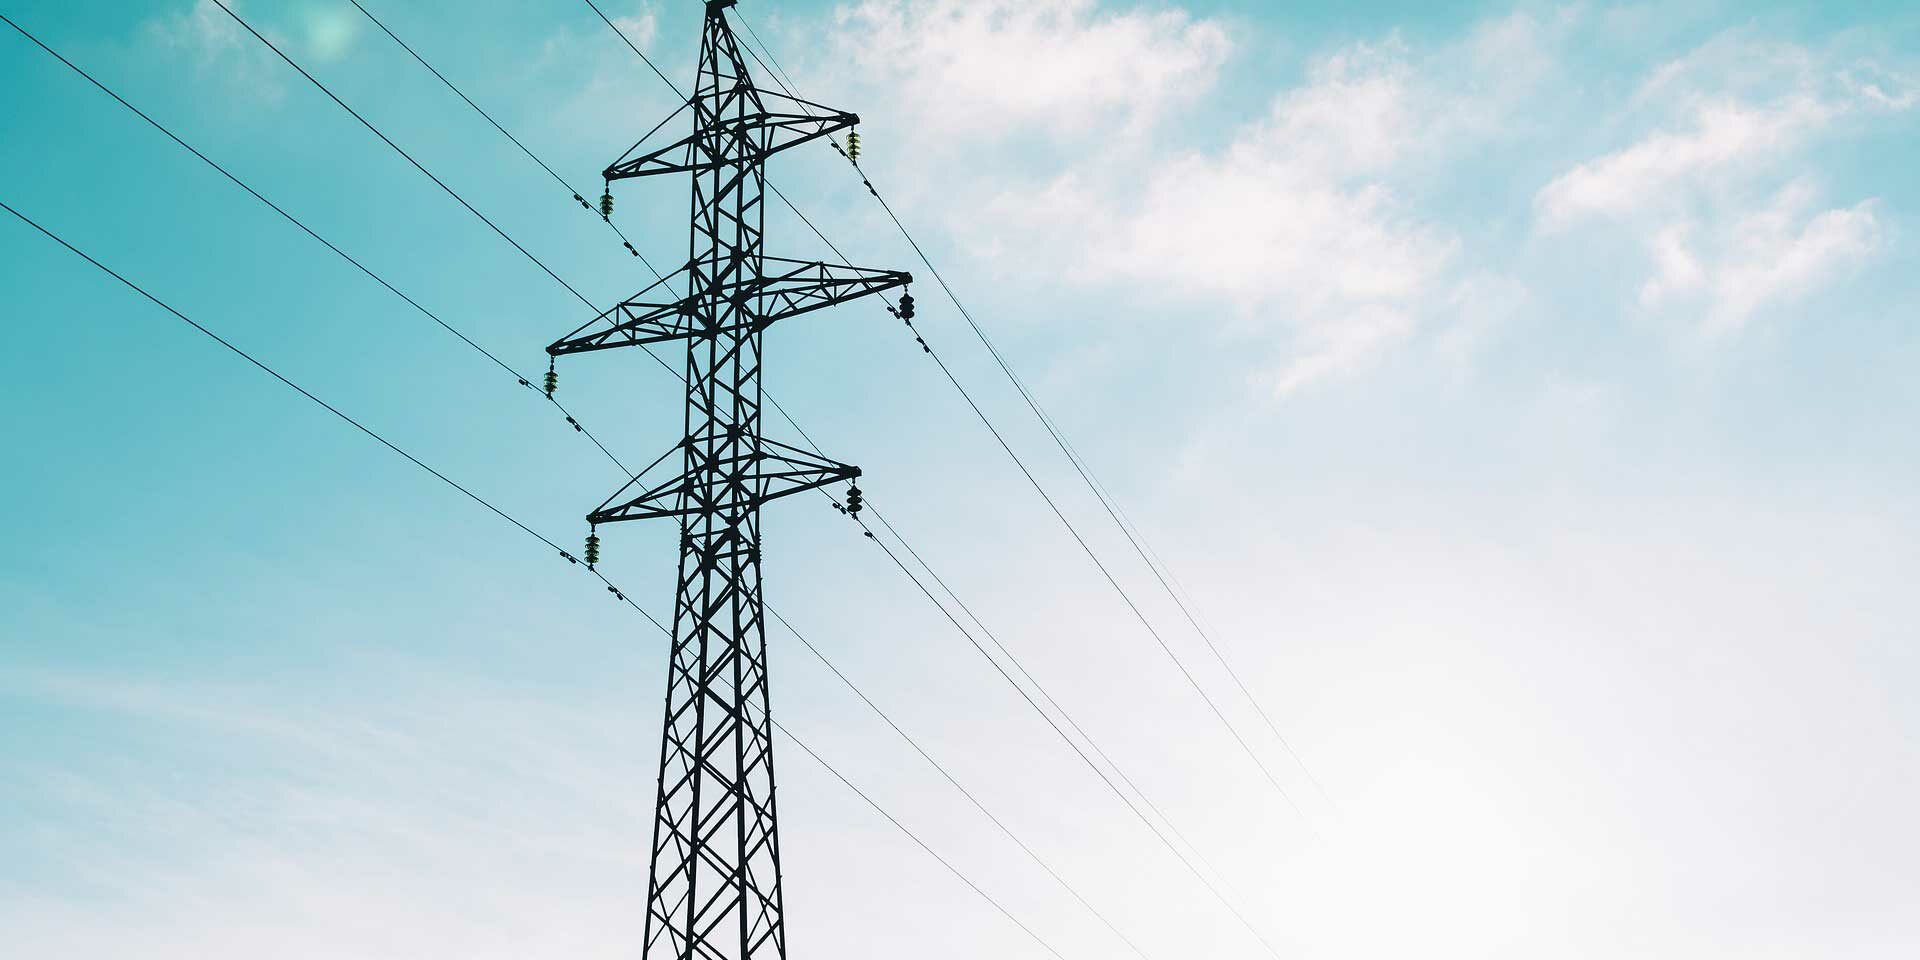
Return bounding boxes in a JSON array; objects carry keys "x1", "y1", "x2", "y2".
[
  {"x1": 151, "y1": 4, "x2": 1285, "y2": 948},
  {"x1": 0, "y1": 195, "x2": 1070, "y2": 960},
  {"x1": 1, "y1": 29, "x2": 1143, "y2": 942},
  {"x1": 766, "y1": 191, "x2": 1305, "y2": 872},
  {"x1": 860, "y1": 503, "x2": 1242, "y2": 885},
  {"x1": 735, "y1": 12, "x2": 1330, "y2": 808},
  {"x1": 0, "y1": 31, "x2": 1184, "y2": 952},
  {"x1": 769, "y1": 607, "x2": 1156, "y2": 960},
  {"x1": 209, "y1": 0, "x2": 600, "y2": 313},
  {"x1": 841, "y1": 508, "x2": 1285, "y2": 960},
  {"x1": 198, "y1": 0, "x2": 710, "y2": 436},
  {"x1": 771, "y1": 720, "x2": 1070, "y2": 960},
  {"x1": 764, "y1": 192, "x2": 1274, "y2": 929},
  {"x1": 0, "y1": 11, "x2": 634, "y2": 477},
  {"x1": 769, "y1": 203, "x2": 1259, "y2": 889},
  {"x1": 575, "y1": 8, "x2": 1294, "y2": 948},
  {"x1": 704, "y1": 9, "x2": 1311, "y2": 815},
  {"x1": 342, "y1": 0, "x2": 661, "y2": 275},
  {"x1": 579, "y1": 0, "x2": 681, "y2": 94},
  {"x1": 16, "y1": 10, "x2": 1296, "y2": 956}
]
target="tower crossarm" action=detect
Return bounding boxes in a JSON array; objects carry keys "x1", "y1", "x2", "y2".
[
  {"x1": 549, "y1": 3, "x2": 911, "y2": 956},
  {"x1": 605, "y1": 91, "x2": 859, "y2": 180},
  {"x1": 588, "y1": 437, "x2": 859, "y2": 524},
  {"x1": 548, "y1": 257, "x2": 911, "y2": 356}
]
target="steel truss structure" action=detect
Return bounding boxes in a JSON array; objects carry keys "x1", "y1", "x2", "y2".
[{"x1": 548, "y1": 2, "x2": 909, "y2": 958}]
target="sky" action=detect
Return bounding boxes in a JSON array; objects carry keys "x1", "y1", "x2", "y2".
[{"x1": 1, "y1": 1, "x2": 1917, "y2": 958}]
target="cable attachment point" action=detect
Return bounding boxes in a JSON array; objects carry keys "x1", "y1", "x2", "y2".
[{"x1": 544, "y1": 357, "x2": 558, "y2": 398}]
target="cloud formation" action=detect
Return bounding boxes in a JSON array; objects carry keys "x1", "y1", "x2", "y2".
[
  {"x1": 835, "y1": 0, "x2": 1231, "y2": 138},
  {"x1": 828, "y1": 5, "x2": 1915, "y2": 393},
  {"x1": 830, "y1": 5, "x2": 1572, "y2": 396},
  {"x1": 143, "y1": 0, "x2": 367, "y2": 102},
  {"x1": 1536, "y1": 38, "x2": 1913, "y2": 333},
  {"x1": 1013, "y1": 43, "x2": 1464, "y2": 394}
]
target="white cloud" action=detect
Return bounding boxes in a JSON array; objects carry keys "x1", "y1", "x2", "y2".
[
  {"x1": 820, "y1": 4, "x2": 1594, "y2": 397},
  {"x1": 145, "y1": 0, "x2": 288, "y2": 101},
  {"x1": 1639, "y1": 182, "x2": 1883, "y2": 335},
  {"x1": 977, "y1": 41, "x2": 1469, "y2": 395},
  {"x1": 1535, "y1": 94, "x2": 1835, "y2": 227},
  {"x1": 538, "y1": 2, "x2": 673, "y2": 144},
  {"x1": 833, "y1": 0, "x2": 1231, "y2": 138},
  {"x1": 612, "y1": 8, "x2": 658, "y2": 52},
  {"x1": 823, "y1": 5, "x2": 1909, "y2": 392},
  {"x1": 144, "y1": 0, "x2": 366, "y2": 100},
  {"x1": 1535, "y1": 37, "x2": 1911, "y2": 332}
]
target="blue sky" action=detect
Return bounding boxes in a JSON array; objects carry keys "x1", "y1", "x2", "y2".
[{"x1": 2, "y1": 1, "x2": 1917, "y2": 958}]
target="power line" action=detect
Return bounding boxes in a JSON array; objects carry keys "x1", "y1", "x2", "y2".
[
  {"x1": 767, "y1": 606, "x2": 1157, "y2": 960},
  {"x1": 152, "y1": 4, "x2": 1289, "y2": 948},
  {"x1": 0, "y1": 11, "x2": 636, "y2": 479},
  {"x1": 17, "y1": 10, "x2": 1289, "y2": 955},
  {"x1": 0, "y1": 196, "x2": 563, "y2": 558},
  {"x1": 574, "y1": 11, "x2": 1293, "y2": 948},
  {"x1": 861, "y1": 503, "x2": 1247, "y2": 888},
  {"x1": 316, "y1": 9, "x2": 1185, "y2": 949},
  {"x1": 1053, "y1": 428, "x2": 1335, "y2": 804},
  {"x1": 208, "y1": 0, "x2": 601, "y2": 313},
  {"x1": 759, "y1": 110, "x2": 1286, "y2": 952},
  {"x1": 775, "y1": 178, "x2": 1307, "y2": 821},
  {"x1": 578, "y1": 0, "x2": 681, "y2": 95},
  {"x1": 772, "y1": 720, "x2": 1070, "y2": 960},
  {"x1": 844, "y1": 511, "x2": 1285, "y2": 960},
  {"x1": 342, "y1": 0, "x2": 661, "y2": 275},
  {"x1": 734, "y1": 14, "x2": 1330, "y2": 810},
  {"x1": 192, "y1": 0, "x2": 705, "y2": 473},
  {"x1": 874, "y1": 183, "x2": 1329, "y2": 804},
  {"x1": 4, "y1": 29, "x2": 1214, "y2": 949},
  {"x1": 0, "y1": 194, "x2": 1070, "y2": 960},
  {"x1": 871, "y1": 196, "x2": 1306, "y2": 818}
]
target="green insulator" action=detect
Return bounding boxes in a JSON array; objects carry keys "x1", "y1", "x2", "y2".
[
  {"x1": 599, "y1": 190, "x2": 614, "y2": 218},
  {"x1": 846, "y1": 130, "x2": 861, "y2": 164},
  {"x1": 585, "y1": 533, "x2": 601, "y2": 567},
  {"x1": 544, "y1": 367, "x2": 558, "y2": 398}
]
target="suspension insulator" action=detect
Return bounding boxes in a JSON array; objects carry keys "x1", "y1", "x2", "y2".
[
  {"x1": 585, "y1": 532, "x2": 601, "y2": 567},
  {"x1": 898, "y1": 292, "x2": 915, "y2": 320},
  {"x1": 846, "y1": 130, "x2": 862, "y2": 164},
  {"x1": 599, "y1": 189, "x2": 615, "y2": 218},
  {"x1": 544, "y1": 361, "x2": 558, "y2": 398},
  {"x1": 846, "y1": 485, "x2": 863, "y2": 516}
]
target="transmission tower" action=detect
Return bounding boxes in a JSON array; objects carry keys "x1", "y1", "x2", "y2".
[{"x1": 547, "y1": 2, "x2": 910, "y2": 957}]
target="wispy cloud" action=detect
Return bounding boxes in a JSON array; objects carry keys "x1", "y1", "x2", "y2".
[
  {"x1": 142, "y1": 0, "x2": 368, "y2": 103},
  {"x1": 822, "y1": 6, "x2": 1590, "y2": 397},
  {"x1": 1009, "y1": 42, "x2": 1463, "y2": 394},
  {"x1": 1, "y1": 665, "x2": 654, "y2": 958},
  {"x1": 1638, "y1": 181, "x2": 1883, "y2": 334},
  {"x1": 1535, "y1": 36, "x2": 1913, "y2": 333},
  {"x1": 144, "y1": 0, "x2": 289, "y2": 102},
  {"x1": 834, "y1": 0, "x2": 1231, "y2": 139}
]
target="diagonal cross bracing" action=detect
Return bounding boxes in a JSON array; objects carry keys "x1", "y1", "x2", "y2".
[{"x1": 546, "y1": 3, "x2": 909, "y2": 958}]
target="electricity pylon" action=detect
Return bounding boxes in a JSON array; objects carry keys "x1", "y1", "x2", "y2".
[{"x1": 547, "y1": 2, "x2": 910, "y2": 957}]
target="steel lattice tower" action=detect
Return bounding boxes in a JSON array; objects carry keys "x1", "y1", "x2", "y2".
[{"x1": 547, "y1": 2, "x2": 909, "y2": 957}]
